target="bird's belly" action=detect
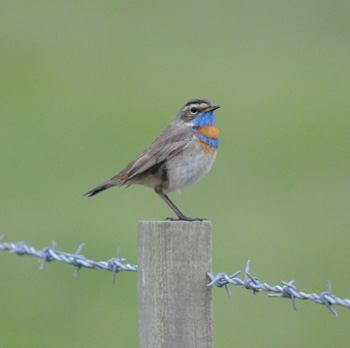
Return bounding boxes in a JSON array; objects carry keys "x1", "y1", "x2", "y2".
[{"x1": 166, "y1": 141, "x2": 217, "y2": 194}]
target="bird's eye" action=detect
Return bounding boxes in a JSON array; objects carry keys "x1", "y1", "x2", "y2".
[{"x1": 190, "y1": 107, "x2": 198, "y2": 114}]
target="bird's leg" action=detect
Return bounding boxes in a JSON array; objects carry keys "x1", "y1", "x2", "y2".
[{"x1": 154, "y1": 187, "x2": 205, "y2": 221}]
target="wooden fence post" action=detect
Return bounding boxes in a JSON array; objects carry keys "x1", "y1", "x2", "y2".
[{"x1": 138, "y1": 221, "x2": 213, "y2": 348}]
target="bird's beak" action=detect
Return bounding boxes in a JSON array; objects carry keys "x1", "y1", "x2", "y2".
[{"x1": 203, "y1": 105, "x2": 221, "y2": 113}]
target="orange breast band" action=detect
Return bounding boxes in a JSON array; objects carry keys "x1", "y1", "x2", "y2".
[{"x1": 196, "y1": 125, "x2": 219, "y2": 139}]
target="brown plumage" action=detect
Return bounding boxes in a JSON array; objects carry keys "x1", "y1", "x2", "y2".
[
  {"x1": 83, "y1": 122, "x2": 192, "y2": 196},
  {"x1": 83, "y1": 98, "x2": 220, "y2": 221}
]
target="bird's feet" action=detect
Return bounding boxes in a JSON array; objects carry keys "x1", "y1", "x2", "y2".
[{"x1": 165, "y1": 216, "x2": 207, "y2": 222}]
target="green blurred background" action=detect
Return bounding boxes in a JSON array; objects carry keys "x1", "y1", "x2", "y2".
[{"x1": 1, "y1": 0, "x2": 350, "y2": 347}]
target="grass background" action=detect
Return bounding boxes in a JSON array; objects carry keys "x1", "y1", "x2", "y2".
[{"x1": 1, "y1": 1, "x2": 350, "y2": 347}]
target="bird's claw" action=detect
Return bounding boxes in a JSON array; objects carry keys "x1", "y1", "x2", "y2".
[{"x1": 165, "y1": 217, "x2": 207, "y2": 222}]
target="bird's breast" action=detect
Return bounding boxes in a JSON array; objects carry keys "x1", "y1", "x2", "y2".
[{"x1": 165, "y1": 136, "x2": 217, "y2": 194}]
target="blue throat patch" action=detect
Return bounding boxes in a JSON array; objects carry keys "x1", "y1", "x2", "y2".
[{"x1": 191, "y1": 111, "x2": 220, "y2": 149}]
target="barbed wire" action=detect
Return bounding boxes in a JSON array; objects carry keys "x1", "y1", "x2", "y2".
[
  {"x1": 207, "y1": 260, "x2": 350, "y2": 317},
  {"x1": 1, "y1": 235, "x2": 349, "y2": 316},
  {"x1": 0, "y1": 235, "x2": 137, "y2": 284}
]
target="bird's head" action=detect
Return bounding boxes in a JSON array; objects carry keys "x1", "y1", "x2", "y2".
[{"x1": 176, "y1": 99, "x2": 220, "y2": 126}]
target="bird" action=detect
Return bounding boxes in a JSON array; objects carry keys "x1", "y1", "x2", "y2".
[{"x1": 83, "y1": 98, "x2": 220, "y2": 221}]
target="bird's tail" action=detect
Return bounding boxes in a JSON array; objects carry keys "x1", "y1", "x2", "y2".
[
  {"x1": 82, "y1": 171, "x2": 128, "y2": 198},
  {"x1": 82, "y1": 181, "x2": 115, "y2": 197}
]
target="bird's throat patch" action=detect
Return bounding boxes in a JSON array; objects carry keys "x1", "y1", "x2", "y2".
[
  {"x1": 191, "y1": 111, "x2": 220, "y2": 149},
  {"x1": 196, "y1": 125, "x2": 219, "y2": 139}
]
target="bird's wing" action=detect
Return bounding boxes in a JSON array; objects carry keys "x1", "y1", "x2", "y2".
[{"x1": 110, "y1": 122, "x2": 193, "y2": 184}]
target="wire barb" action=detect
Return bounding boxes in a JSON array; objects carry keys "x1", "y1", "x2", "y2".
[
  {"x1": 0, "y1": 235, "x2": 137, "y2": 283},
  {"x1": 207, "y1": 260, "x2": 350, "y2": 317}
]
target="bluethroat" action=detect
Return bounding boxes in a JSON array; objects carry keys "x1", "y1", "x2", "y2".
[{"x1": 83, "y1": 98, "x2": 220, "y2": 221}]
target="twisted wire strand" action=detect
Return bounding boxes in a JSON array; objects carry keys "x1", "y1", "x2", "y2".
[
  {"x1": 1, "y1": 235, "x2": 349, "y2": 316},
  {"x1": 207, "y1": 260, "x2": 350, "y2": 317},
  {"x1": 0, "y1": 235, "x2": 137, "y2": 284}
]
